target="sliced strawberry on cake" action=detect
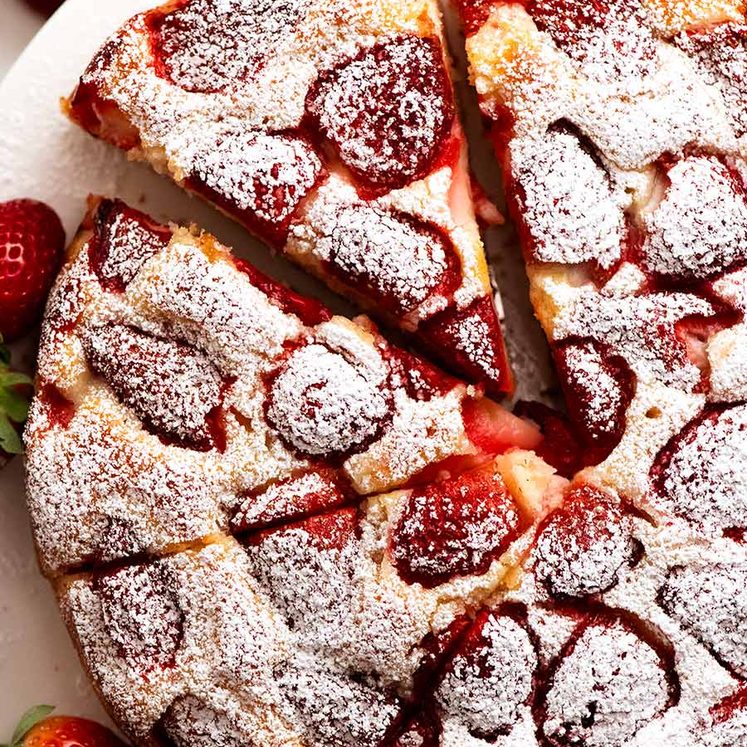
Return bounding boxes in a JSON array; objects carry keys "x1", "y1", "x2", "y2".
[{"x1": 65, "y1": 0, "x2": 513, "y2": 395}]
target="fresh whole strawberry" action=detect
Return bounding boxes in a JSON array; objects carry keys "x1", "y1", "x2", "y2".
[
  {"x1": 0, "y1": 200, "x2": 65, "y2": 342},
  {"x1": 0, "y1": 338, "x2": 32, "y2": 460},
  {"x1": 2, "y1": 706, "x2": 127, "y2": 747}
]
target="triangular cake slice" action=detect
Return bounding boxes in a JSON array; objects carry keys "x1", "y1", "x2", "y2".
[
  {"x1": 65, "y1": 0, "x2": 513, "y2": 394},
  {"x1": 25, "y1": 197, "x2": 544, "y2": 576},
  {"x1": 458, "y1": 0, "x2": 747, "y2": 517}
]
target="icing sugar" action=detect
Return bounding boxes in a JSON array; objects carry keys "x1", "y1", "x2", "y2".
[
  {"x1": 436, "y1": 612, "x2": 536, "y2": 738},
  {"x1": 642, "y1": 155, "x2": 747, "y2": 279},
  {"x1": 540, "y1": 617, "x2": 673, "y2": 747},
  {"x1": 510, "y1": 128, "x2": 627, "y2": 269},
  {"x1": 659, "y1": 562, "x2": 747, "y2": 678},
  {"x1": 652, "y1": 403, "x2": 747, "y2": 534}
]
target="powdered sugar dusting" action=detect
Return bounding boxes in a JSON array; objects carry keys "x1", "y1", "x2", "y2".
[
  {"x1": 540, "y1": 617, "x2": 673, "y2": 747},
  {"x1": 642, "y1": 155, "x2": 747, "y2": 279},
  {"x1": 659, "y1": 562, "x2": 747, "y2": 678},
  {"x1": 316, "y1": 204, "x2": 453, "y2": 315},
  {"x1": 553, "y1": 290, "x2": 713, "y2": 389},
  {"x1": 27, "y1": 201, "x2": 513, "y2": 573},
  {"x1": 69, "y1": 0, "x2": 507, "y2": 390},
  {"x1": 652, "y1": 403, "x2": 747, "y2": 534},
  {"x1": 265, "y1": 341, "x2": 393, "y2": 458},
  {"x1": 436, "y1": 611, "x2": 537, "y2": 739},
  {"x1": 151, "y1": 0, "x2": 304, "y2": 94},
  {"x1": 307, "y1": 34, "x2": 453, "y2": 190},
  {"x1": 510, "y1": 128, "x2": 627, "y2": 269}
]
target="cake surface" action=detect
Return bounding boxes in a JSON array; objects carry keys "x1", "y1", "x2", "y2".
[
  {"x1": 65, "y1": 0, "x2": 513, "y2": 395},
  {"x1": 23, "y1": 0, "x2": 747, "y2": 745}
]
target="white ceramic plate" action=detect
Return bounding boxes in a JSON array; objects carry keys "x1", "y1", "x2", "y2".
[{"x1": 0, "y1": 1, "x2": 554, "y2": 737}]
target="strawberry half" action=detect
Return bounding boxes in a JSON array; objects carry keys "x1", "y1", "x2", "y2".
[
  {"x1": 1, "y1": 706, "x2": 126, "y2": 747},
  {"x1": 0, "y1": 339, "x2": 32, "y2": 460},
  {"x1": 0, "y1": 200, "x2": 65, "y2": 342}
]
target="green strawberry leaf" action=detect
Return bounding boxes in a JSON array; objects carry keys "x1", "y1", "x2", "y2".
[
  {"x1": 0, "y1": 413, "x2": 23, "y2": 455},
  {"x1": 8, "y1": 705, "x2": 55, "y2": 747},
  {"x1": 0, "y1": 387, "x2": 30, "y2": 425},
  {"x1": 0, "y1": 339, "x2": 33, "y2": 454},
  {"x1": 0, "y1": 371, "x2": 33, "y2": 388}
]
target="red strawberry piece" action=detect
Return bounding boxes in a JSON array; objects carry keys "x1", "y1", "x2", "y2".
[
  {"x1": 435, "y1": 606, "x2": 537, "y2": 739},
  {"x1": 306, "y1": 35, "x2": 455, "y2": 193},
  {"x1": 642, "y1": 155, "x2": 747, "y2": 281},
  {"x1": 553, "y1": 339, "x2": 635, "y2": 465},
  {"x1": 650, "y1": 403, "x2": 747, "y2": 536},
  {"x1": 11, "y1": 708, "x2": 126, "y2": 747},
  {"x1": 22, "y1": 0, "x2": 64, "y2": 17},
  {"x1": 81, "y1": 323, "x2": 225, "y2": 450},
  {"x1": 452, "y1": 0, "x2": 498, "y2": 36},
  {"x1": 232, "y1": 257, "x2": 331, "y2": 327},
  {"x1": 186, "y1": 130, "x2": 325, "y2": 247},
  {"x1": 319, "y1": 205, "x2": 461, "y2": 317},
  {"x1": 387, "y1": 346, "x2": 459, "y2": 402},
  {"x1": 513, "y1": 400, "x2": 584, "y2": 478},
  {"x1": 537, "y1": 610, "x2": 679, "y2": 747},
  {"x1": 462, "y1": 396, "x2": 542, "y2": 456},
  {"x1": 533, "y1": 485, "x2": 640, "y2": 599},
  {"x1": 35, "y1": 382, "x2": 75, "y2": 432},
  {"x1": 555, "y1": 290, "x2": 717, "y2": 391},
  {"x1": 94, "y1": 562, "x2": 184, "y2": 671},
  {"x1": 67, "y1": 77, "x2": 141, "y2": 152},
  {"x1": 509, "y1": 126, "x2": 627, "y2": 271},
  {"x1": 241, "y1": 509, "x2": 359, "y2": 649},
  {"x1": 246, "y1": 506, "x2": 360, "y2": 554},
  {"x1": 148, "y1": 0, "x2": 302, "y2": 94},
  {"x1": 265, "y1": 341, "x2": 393, "y2": 460},
  {"x1": 676, "y1": 24, "x2": 747, "y2": 138},
  {"x1": 160, "y1": 696, "x2": 256, "y2": 747},
  {"x1": 419, "y1": 295, "x2": 514, "y2": 396},
  {"x1": 414, "y1": 615, "x2": 473, "y2": 694},
  {"x1": 0, "y1": 200, "x2": 65, "y2": 342},
  {"x1": 658, "y1": 562, "x2": 747, "y2": 679},
  {"x1": 89, "y1": 199, "x2": 171, "y2": 292},
  {"x1": 389, "y1": 466, "x2": 526, "y2": 588},
  {"x1": 230, "y1": 468, "x2": 355, "y2": 533}
]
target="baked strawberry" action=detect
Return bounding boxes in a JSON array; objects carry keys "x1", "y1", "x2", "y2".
[
  {"x1": 0, "y1": 200, "x2": 65, "y2": 342},
  {"x1": 0, "y1": 340, "x2": 33, "y2": 460},
  {"x1": 435, "y1": 606, "x2": 537, "y2": 740},
  {"x1": 537, "y1": 610, "x2": 679, "y2": 747},
  {"x1": 533, "y1": 485, "x2": 640, "y2": 599},
  {"x1": 658, "y1": 563, "x2": 747, "y2": 679},
  {"x1": 553, "y1": 340, "x2": 635, "y2": 465},
  {"x1": 89, "y1": 199, "x2": 171, "y2": 292},
  {"x1": 389, "y1": 465, "x2": 526, "y2": 588},
  {"x1": 2, "y1": 706, "x2": 126, "y2": 747},
  {"x1": 81, "y1": 323, "x2": 226, "y2": 450},
  {"x1": 306, "y1": 35, "x2": 455, "y2": 194}
]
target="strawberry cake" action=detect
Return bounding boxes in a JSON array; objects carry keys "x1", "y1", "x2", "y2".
[
  {"x1": 64, "y1": 0, "x2": 512, "y2": 395},
  {"x1": 22, "y1": 0, "x2": 747, "y2": 745}
]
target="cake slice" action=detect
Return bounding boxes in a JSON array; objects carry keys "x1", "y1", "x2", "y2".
[
  {"x1": 24, "y1": 197, "x2": 543, "y2": 576},
  {"x1": 65, "y1": 0, "x2": 513, "y2": 394},
  {"x1": 459, "y1": 0, "x2": 747, "y2": 519}
]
